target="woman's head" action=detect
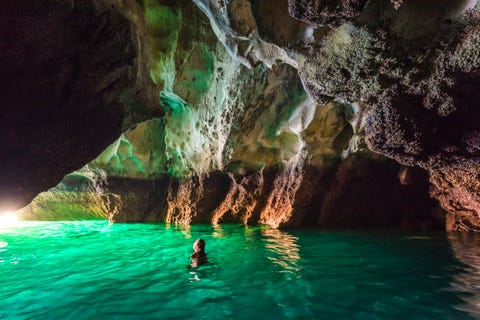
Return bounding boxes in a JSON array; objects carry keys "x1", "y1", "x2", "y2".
[{"x1": 193, "y1": 238, "x2": 206, "y2": 252}]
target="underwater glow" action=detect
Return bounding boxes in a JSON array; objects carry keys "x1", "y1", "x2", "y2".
[
  {"x1": 1, "y1": 222, "x2": 480, "y2": 319},
  {"x1": 0, "y1": 212, "x2": 20, "y2": 227}
]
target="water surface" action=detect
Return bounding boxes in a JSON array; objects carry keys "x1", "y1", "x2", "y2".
[{"x1": 1, "y1": 221, "x2": 479, "y2": 319}]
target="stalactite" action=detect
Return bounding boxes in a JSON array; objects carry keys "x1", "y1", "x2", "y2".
[
  {"x1": 211, "y1": 171, "x2": 264, "y2": 225},
  {"x1": 165, "y1": 176, "x2": 204, "y2": 225},
  {"x1": 102, "y1": 193, "x2": 123, "y2": 224},
  {"x1": 259, "y1": 151, "x2": 306, "y2": 228}
]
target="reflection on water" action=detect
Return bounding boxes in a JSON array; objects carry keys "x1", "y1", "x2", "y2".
[
  {"x1": 212, "y1": 224, "x2": 225, "y2": 239},
  {"x1": 166, "y1": 222, "x2": 192, "y2": 239},
  {"x1": 189, "y1": 271, "x2": 201, "y2": 282},
  {"x1": 262, "y1": 229, "x2": 313, "y2": 319},
  {"x1": 263, "y1": 229, "x2": 301, "y2": 274},
  {"x1": 448, "y1": 233, "x2": 480, "y2": 318}
]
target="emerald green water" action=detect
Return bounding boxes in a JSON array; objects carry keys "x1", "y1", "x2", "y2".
[{"x1": 1, "y1": 221, "x2": 479, "y2": 319}]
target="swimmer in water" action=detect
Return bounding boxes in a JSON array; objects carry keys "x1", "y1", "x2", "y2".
[{"x1": 190, "y1": 238, "x2": 208, "y2": 268}]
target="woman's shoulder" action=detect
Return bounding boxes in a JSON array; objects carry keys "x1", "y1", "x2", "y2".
[{"x1": 191, "y1": 252, "x2": 207, "y2": 259}]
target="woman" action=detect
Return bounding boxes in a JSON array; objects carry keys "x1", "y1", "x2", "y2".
[{"x1": 190, "y1": 238, "x2": 208, "y2": 267}]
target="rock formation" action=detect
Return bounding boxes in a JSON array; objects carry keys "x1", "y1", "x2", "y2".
[
  {"x1": 192, "y1": 0, "x2": 480, "y2": 230},
  {"x1": 0, "y1": 0, "x2": 162, "y2": 212},
  {"x1": 19, "y1": 0, "x2": 444, "y2": 231},
  {"x1": 7, "y1": 0, "x2": 480, "y2": 230}
]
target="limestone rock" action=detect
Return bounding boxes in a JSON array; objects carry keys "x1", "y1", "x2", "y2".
[
  {"x1": 227, "y1": 0, "x2": 257, "y2": 36},
  {"x1": 288, "y1": 0, "x2": 369, "y2": 27},
  {"x1": 431, "y1": 160, "x2": 480, "y2": 232},
  {"x1": 363, "y1": 9, "x2": 480, "y2": 230},
  {"x1": 283, "y1": 0, "x2": 480, "y2": 230},
  {"x1": 192, "y1": 0, "x2": 298, "y2": 68},
  {"x1": 16, "y1": 0, "x2": 472, "y2": 232},
  {"x1": 251, "y1": 0, "x2": 310, "y2": 49},
  {"x1": 303, "y1": 101, "x2": 354, "y2": 166}
]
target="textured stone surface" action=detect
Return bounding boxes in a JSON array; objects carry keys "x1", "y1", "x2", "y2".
[
  {"x1": 20, "y1": 0, "x2": 311, "y2": 226},
  {"x1": 303, "y1": 101, "x2": 354, "y2": 166},
  {"x1": 192, "y1": 0, "x2": 298, "y2": 68},
  {"x1": 251, "y1": 0, "x2": 310, "y2": 49},
  {"x1": 189, "y1": 0, "x2": 480, "y2": 230},
  {"x1": 278, "y1": 0, "x2": 480, "y2": 230},
  {"x1": 0, "y1": 0, "x2": 161, "y2": 212},
  {"x1": 227, "y1": 0, "x2": 257, "y2": 36},
  {"x1": 90, "y1": 119, "x2": 167, "y2": 179},
  {"x1": 362, "y1": 7, "x2": 480, "y2": 230},
  {"x1": 288, "y1": 0, "x2": 369, "y2": 27},
  {"x1": 432, "y1": 161, "x2": 480, "y2": 232},
  {"x1": 16, "y1": 0, "x2": 480, "y2": 231},
  {"x1": 19, "y1": 172, "x2": 169, "y2": 222}
]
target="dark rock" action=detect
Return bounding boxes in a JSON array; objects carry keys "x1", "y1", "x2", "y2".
[
  {"x1": 0, "y1": 0, "x2": 161, "y2": 211},
  {"x1": 251, "y1": 0, "x2": 310, "y2": 49},
  {"x1": 364, "y1": 17, "x2": 480, "y2": 230},
  {"x1": 316, "y1": 152, "x2": 444, "y2": 229},
  {"x1": 288, "y1": 0, "x2": 369, "y2": 27},
  {"x1": 288, "y1": 162, "x2": 338, "y2": 226},
  {"x1": 192, "y1": 172, "x2": 233, "y2": 223},
  {"x1": 227, "y1": 0, "x2": 257, "y2": 36},
  {"x1": 14, "y1": 0, "x2": 473, "y2": 233},
  {"x1": 107, "y1": 176, "x2": 170, "y2": 222}
]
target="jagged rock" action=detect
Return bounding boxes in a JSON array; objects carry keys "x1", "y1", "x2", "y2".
[
  {"x1": 19, "y1": 0, "x2": 314, "y2": 227},
  {"x1": 303, "y1": 101, "x2": 354, "y2": 166},
  {"x1": 363, "y1": 8, "x2": 480, "y2": 230},
  {"x1": 431, "y1": 160, "x2": 480, "y2": 232},
  {"x1": 228, "y1": 63, "x2": 312, "y2": 170},
  {"x1": 90, "y1": 119, "x2": 167, "y2": 179},
  {"x1": 251, "y1": 0, "x2": 310, "y2": 49},
  {"x1": 19, "y1": 173, "x2": 170, "y2": 223},
  {"x1": 192, "y1": 0, "x2": 298, "y2": 68},
  {"x1": 0, "y1": 0, "x2": 161, "y2": 212},
  {"x1": 288, "y1": 0, "x2": 369, "y2": 27},
  {"x1": 281, "y1": 0, "x2": 480, "y2": 230}
]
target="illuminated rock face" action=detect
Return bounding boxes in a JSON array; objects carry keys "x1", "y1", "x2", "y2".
[
  {"x1": 16, "y1": 0, "x2": 480, "y2": 230},
  {"x1": 194, "y1": 0, "x2": 480, "y2": 230},
  {"x1": 0, "y1": 0, "x2": 162, "y2": 212},
  {"x1": 21, "y1": 0, "x2": 442, "y2": 230}
]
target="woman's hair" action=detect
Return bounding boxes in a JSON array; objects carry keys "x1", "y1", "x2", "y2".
[{"x1": 195, "y1": 239, "x2": 206, "y2": 251}]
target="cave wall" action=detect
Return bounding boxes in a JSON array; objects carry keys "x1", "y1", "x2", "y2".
[
  {"x1": 0, "y1": 0, "x2": 162, "y2": 212},
  {"x1": 18, "y1": 0, "x2": 441, "y2": 230},
  {"x1": 190, "y1": 0, "x2": 480, "y2": 230},
  {"x1": 15, "y1": 0, "x2": 480, "y2": 230}
]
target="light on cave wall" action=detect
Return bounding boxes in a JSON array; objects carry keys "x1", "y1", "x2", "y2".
[{"x1": 0, "y1": 211, "x2": 20, "y2": 227}]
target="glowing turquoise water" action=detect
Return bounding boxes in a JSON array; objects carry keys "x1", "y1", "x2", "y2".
[{"x1": 1, "y1": 221, "x2": 480, "y2": 319}]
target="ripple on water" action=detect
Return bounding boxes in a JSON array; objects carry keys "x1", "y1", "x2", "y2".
[{"x1": 0, "y1": 222, "x2": 479, "y2": 319}]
